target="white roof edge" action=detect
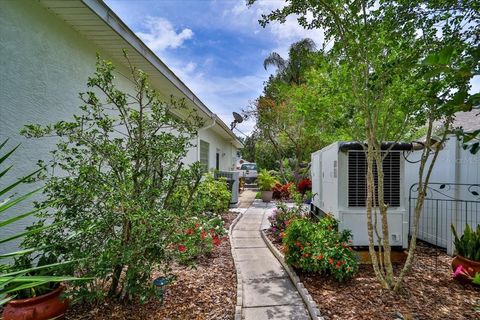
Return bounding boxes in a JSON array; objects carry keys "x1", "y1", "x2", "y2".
[{"x1": 80, "y1": 0, "x2": 243, "y2": 147}]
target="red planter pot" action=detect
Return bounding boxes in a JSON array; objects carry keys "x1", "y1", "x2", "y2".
[
  {"x1": 2, "y1": 285, "x2": 68, "y2": 320},
  {"x1": 451, "y1": 255, "x2": 480, "y2": 283}
]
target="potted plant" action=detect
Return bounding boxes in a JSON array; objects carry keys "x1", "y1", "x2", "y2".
[
  {"x1": 451, "y1": 223, "x2": 480, "y2": 284},
  {"x1": 0, "y1": 139, "x2": 81, "y2": 319},
  {"x1": 257, "y1": 169, "x2": 276, "y2": 202}
]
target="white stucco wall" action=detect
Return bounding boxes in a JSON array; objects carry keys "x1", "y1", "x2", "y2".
[{"x1": 0, "y1": 0, "x2": 238, "y2": 254}]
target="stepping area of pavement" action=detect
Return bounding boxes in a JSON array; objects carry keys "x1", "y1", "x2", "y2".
[{"x1": 232, "y1": 200, "x2": 310, "y2": 320}]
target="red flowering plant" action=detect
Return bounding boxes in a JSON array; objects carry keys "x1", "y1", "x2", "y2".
[
  {"x1": 282, "y1": 216, "x2": 358, "y2": 281},
  {"x1": 296, "y1": 179, "x2": 312, "y2": 195},
  {"x1": 173, "y1": 215, "x2": 226, "y2": 264},
  {"x1": 272, "y1": 182, "x2": 294, "y2": 200}
]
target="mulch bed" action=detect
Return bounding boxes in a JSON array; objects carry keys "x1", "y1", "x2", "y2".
[
  {"x1": 67, "y1": 212, "x2": 238, "y2": 320},
  {"x1": 265, "y1": 230, "x2": 480, "y2": 320}
]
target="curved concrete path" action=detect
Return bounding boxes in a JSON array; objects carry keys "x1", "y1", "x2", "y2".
[{"x1": 232, "y1": 200, "x2": 310, "y2": 320}]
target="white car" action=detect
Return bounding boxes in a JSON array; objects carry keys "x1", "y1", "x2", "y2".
[{"x1": 239, "y1": 162, "x2": 258, "y2": 183}]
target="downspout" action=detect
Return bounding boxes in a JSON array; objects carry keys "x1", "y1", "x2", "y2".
[
  {"x1": 449, "y1": 136, "x2": 461, "y2": 255},
  {"x1": 197, "y1": 115, "x2": 216, "y2": 162}
]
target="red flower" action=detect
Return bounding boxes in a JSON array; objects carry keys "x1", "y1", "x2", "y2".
[
  {"x1": 315, "y1": 254, "x2": 323, "y2": 260},
  {"x1": 195, "y1": 223, "x2": 200, "y2": 229},
  {"x1": 185, "y1": 228, "x2": 194, "y2": 235},
  {"x1": 178, "y1": 244, "x2": 186, "y2": 252},
  {"x1": 328, "y1": 258, "x2": 334, "y2": 265},
  {"x1": 336, "y1": 261, "x2": 342, "y2": 268},
  {"x1": 201, "y1": 230, "x2": 207, "y2": 240},
  {"x1": 297, "y1": 179, "x2": 312, "y2": 195},
  {"x1": 212, "y1": 235, "x2": 221, "y2": 246}
]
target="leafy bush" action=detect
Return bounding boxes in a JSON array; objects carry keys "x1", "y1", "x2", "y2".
[
  {"x1": 257, "y1": 169, "x2": 276, "y2": 191},
  {"x1": 283, "y1": 217, "x2": 358, "y2": 281},
  {"x1": 20, "y1": 54, "x2": 208, "y2": 302},
  {"x1": 192, "y1": 174, "x2": 231, "y2": 214},
  {"x1": 452, "y1": 224, "x2": 480, "y2": 261},
  {"x1": 268, "y1": 202, "x2": 307, "y2": 239},
  {"x1": 272, "y1": 182, "x2": 294, "y2": 199}
]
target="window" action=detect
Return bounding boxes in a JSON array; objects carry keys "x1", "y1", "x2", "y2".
[
  {"x1": 240, "y1": 163, "x2": 257, "y2": 170},
  {"x1": 200, "y1": 140, "x2": 209, "y2": 171},
  {"x1": 348, "y1": 151, "x2": 400, "y2": 207}
]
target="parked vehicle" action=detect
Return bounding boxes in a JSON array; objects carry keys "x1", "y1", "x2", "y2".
[{"x1": 239, "y1": 162, "x2": 258, "y2": 183}]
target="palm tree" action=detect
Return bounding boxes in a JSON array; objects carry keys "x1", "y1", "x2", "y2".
[{"x1": 263, "y1": 38, "x2": 316, "y2": 85}]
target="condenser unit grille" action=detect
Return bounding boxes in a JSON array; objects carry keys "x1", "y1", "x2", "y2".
[{"x1": 348, "y1": 151, "x2": 400, "y2": 207}]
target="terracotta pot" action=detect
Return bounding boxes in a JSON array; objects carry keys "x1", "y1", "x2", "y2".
[
  {"x1": 451, "y1": 255, "x2": 480, "y2": 281},
  {"x1": 2, "y1": 285, "x2": 68, "y2": 320},
  {"x1": 261, "y1": 190, "x2": 273, "y2": 202}
]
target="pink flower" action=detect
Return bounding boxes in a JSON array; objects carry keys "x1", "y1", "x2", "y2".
[{"x1": 452, "y1": 265, "x2": 468, "y2": 278}]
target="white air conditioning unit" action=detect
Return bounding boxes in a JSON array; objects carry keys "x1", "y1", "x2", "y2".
[
  {"x1": 214, "y1": 171, "x2": 240, "y2": 207},
  {"x1": 311, "y1": 142, "x2": 410, "y2": 248}
]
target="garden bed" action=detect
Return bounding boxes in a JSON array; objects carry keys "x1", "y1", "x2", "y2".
[
  {"x1": 265, "y1": 230, "x2": 480, "y2": 320},
  {"x1": 67, "y1": 212, "x2": 238, "y2": 320}
]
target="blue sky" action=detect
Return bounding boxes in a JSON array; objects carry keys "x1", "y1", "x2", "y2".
[
  {"x1": 104, "y1": 0, "x2": 324, "y2": 135},
  {"x1": 104, "y1": 1, "x2": 478, "y2": 135}
]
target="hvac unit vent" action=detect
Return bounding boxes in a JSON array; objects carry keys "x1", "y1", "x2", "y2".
[
  {"x1": 214, "y1": 171, "x2": 239, "y2": 207},
  {"x1": 348, "y1": 151, "x2": 401, "y2": 207}
]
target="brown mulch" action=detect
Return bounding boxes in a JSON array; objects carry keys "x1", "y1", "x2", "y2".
[
  {"x1": 66, "y1": 212, "x2": 238, "y2": 320},
  {"x1": 265, "y1": 230, "x2": 480, "y2": 320}
]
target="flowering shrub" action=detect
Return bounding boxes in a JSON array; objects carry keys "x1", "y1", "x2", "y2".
[
  {"x1": 268, "y1": 202, "x2": 308, "y2": 240},
  {"x1": 297, "y1": 179, "x2": 312, "y2": 195},
  {"x1": 282, "y1": 216, "x2": 358, "y2": 281},
  {"x1": 174, "y1": 216, "x2": 227, "y2": 264},
  {"x1": 272, "y1": 182, "x2": 294, "y2": 199}
]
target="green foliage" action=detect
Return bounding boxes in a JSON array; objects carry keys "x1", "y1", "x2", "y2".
[
  {"x1": 0, "y1": 139, "x2": 82, "y2": 304},
  {"x1": 20, "y1": 53, "x2": 209, "y2": 302},
  {"x1": 283, "y1": 217, "x2": 359, "y2": 282},
  {"x1": 257, "y1": 169, "x2": 276, "y2": 191},
  {"x1": 451, "y1": 224, "x2": 480, "y2": 261},
  {"x1": 268, "y1": 202, "x2": 308, "y2": 239},
  {"x1": 192, "y1": 174, "x2": 231, "y2": 214}
]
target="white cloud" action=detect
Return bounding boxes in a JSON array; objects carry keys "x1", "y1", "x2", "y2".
[
  {"x1": 136, "y1": 17, "x2": 194, "y2": 52},
  {"x1": 225, "y1": 0, "x2": 324, "y2": 57}
]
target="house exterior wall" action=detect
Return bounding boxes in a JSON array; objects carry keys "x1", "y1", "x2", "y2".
[{"x1": 0, "y1": 0, "x2": 238, "y2": 253}]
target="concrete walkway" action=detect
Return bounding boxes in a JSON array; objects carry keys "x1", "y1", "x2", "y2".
[{"x1": 232, "y1": 200, "x2": 310, "y2": 320}]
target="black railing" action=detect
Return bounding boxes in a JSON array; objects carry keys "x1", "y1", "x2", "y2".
[{"x1": 408, "y1": 183, "x2": 480, "y2": 264}]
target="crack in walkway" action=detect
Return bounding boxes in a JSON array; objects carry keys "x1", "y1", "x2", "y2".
[{"x1": 232, "y1": 200, "x2": 310, "y2": 320}]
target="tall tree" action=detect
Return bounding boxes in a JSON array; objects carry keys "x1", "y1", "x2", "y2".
[
  {"x1": 248, "y1": 0, "x2": 479, "y2": 291},
  {"x1": 264, "y1": 38, "x2": 317, "y2": 85}
]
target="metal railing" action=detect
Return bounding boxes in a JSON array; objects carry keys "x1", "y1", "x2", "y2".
[{"x1": 408, "y1": 183, "x2": 480, "y2": 265}]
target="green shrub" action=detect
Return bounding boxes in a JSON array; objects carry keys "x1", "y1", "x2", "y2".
[
  {"x1": 268, "y1": 202, "x2": 307, "y2": 239},
  {"x1": 192, "y1": 174, "x2": 231, "y2": 214},
  {"x1": 283, "y1": 217, "x2": 358, "y2": 281},
  {"x1": 20, "y1": 54, "x2": 208, "y2": 302}
]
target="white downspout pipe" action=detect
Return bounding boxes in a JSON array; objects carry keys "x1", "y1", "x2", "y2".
[{"x1": 197, "y1": 115, "x2": 216, "y2": 162}]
